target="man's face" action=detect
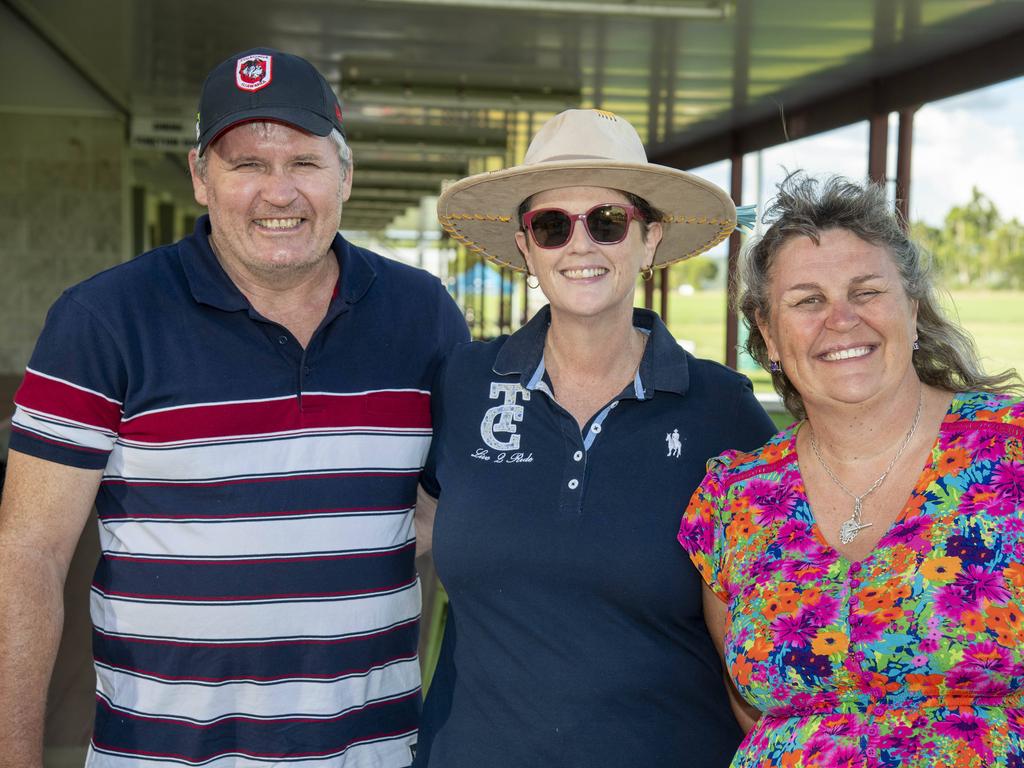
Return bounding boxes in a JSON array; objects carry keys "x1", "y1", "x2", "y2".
[{"x1": 189, "y1": 122, "x2": 352, "y2": 283}]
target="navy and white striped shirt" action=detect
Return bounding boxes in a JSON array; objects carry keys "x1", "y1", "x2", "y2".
[{"x1": 11, "y1": 216, "x2": 468, "y2": 767}]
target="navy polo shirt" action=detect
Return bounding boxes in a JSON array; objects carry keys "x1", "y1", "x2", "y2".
[
  {"x1": 11, "y1": 215, "x2": 468, "y2": 767},
  {"x1": 416, "y1": 305, "x2": 776, "y2": 768}
]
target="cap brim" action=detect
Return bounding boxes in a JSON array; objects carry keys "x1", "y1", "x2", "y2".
[
  {"x1": 199, "y1": 108, "x2": 335, "y2": 154},
  {"x1": 437, "y1": 161, "x2": 736, "y2": 271}
]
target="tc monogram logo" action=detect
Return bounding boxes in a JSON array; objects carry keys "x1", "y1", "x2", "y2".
[{"x1": 480, "y1": 382, "x2": 530, "y2": 451}]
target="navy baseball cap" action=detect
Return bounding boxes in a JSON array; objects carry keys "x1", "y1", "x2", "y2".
[{"x1": 196, "y1": 47, "x2": 345, "y2": 155}]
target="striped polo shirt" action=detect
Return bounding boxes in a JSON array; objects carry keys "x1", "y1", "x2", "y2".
[{"x1": 10, "y1": 216, "x2": 468, "y2": 767}]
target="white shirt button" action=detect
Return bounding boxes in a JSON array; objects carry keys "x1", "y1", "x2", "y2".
[
  {"x1": 573, "y1": 450, "x2": 583, "y2": 461},
  {"x1": 591, "y1": 423, "x2": 602, "y2": 433},
  {"x1": 567, "y1": 478, "x2": 579, "y2": 490}
]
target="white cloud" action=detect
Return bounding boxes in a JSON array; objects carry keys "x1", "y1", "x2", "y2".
[{"x1": 911, "y1": 78, "x2": 1024, "y2": 227}]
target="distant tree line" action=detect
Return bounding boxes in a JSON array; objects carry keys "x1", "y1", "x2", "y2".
[{"x1": 912, "y1": 188, "x2": 1024, "y2": 289}]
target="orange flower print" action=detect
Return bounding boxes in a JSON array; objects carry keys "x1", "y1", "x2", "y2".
[
  {"x1": 1004, "y1": 562, "x2": 1024, "y2": 588},
  {"x1": 810, "y1": 630, "x2": 849, "y2": 656},
  {"x1": 856, "y1": 581, "x2": 909, "y2": 612},
  {"x1": 906, "y1": 673, "x2": 943, "y2": 697},
  {"x1": 747, "y1": 635, "x2": 775, "y2": 661},
  {"x1": 726, "y1": 510, "x2": 760, "y2": 544},
  {"x1": 920, "y1": 556, "x2": 962, "y2": 582},
  {"x1": 936, "y1": 447, "x2": 971, "y2": 475},
  {"x1": 761, "y1": 442, "x2": 784, "y2": 464},
  {"x1": 728, "y1": 495, "x2": 751, "y2": 515},
  {"x1": 985, "y1": 602, "x2": 1024, "y2": 647},
  {"x1": 731, "y1": 654, "x2": 753, "y2": 687},
  {"x1": 962, "y1": 610, "x2": 985, "y2": 634}
]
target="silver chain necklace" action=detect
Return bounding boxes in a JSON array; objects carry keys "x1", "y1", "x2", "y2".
[{"x1": 808, "y1": 388, "x2": 924, "y2": 545}]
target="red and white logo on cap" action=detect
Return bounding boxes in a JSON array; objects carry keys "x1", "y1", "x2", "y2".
[{"x1": 236, "y1": 54, "x2": 272, "y2": 91}]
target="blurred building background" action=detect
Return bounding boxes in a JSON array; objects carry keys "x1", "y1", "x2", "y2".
[{"x1": 3, "y1": 1, "x2": 1024, "y2": 763}]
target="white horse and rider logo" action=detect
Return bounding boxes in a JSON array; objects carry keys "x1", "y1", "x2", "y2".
[{"x1": 665, "y1": 429, "x2": 682, "y2": 457}]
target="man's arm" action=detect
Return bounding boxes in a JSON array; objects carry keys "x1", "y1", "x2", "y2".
[
  {"x1": 414, "y1": 484, "x2": 439, "y2": 558},
  {"x1": 0, "y1": 450, "x2": 102, "y2": 767},
  {"x1": 702, "y1": 582, "x2": 761, "y2": 734}
]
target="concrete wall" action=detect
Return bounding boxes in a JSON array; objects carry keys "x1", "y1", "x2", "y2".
[{"x1": 0, "y1": 1, "x2": 126, "y2": 414}]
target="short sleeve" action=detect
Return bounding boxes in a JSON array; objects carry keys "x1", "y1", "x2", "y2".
[
  {"x1": 420, "y1": 353, "x2": 453, "y2": 499},
  {"x1": 677, "y1": 452, "x2": 737, "y2": 603},
  {"x1": 9, "y1": 291, "x2": 126, "y2": 469}
]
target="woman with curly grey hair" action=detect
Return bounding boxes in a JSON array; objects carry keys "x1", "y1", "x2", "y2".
[{"x1": 678, "y1": 173, "x2": 1024, "y2": 767}]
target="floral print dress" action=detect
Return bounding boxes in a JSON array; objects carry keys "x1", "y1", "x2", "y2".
[{"x1": 678, "y1": 392, "x2": 1024, "y2": 768}]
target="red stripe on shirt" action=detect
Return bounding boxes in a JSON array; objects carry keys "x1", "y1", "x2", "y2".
[
  {"x1": 120, "y1": 390, "x2": 431, "y2": 443},
  {"x1": 15, "y1": 370, "x2": 122, "y2": 432}
]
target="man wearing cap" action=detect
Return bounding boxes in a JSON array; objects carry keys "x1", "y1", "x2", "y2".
[{"x1": 0, "y1": 48, "x2": 467, "y2": 767}]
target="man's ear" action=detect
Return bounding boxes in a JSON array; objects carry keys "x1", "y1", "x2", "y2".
[{"x1": 188, "y1": 149, "x2": 209, "y2": 207}]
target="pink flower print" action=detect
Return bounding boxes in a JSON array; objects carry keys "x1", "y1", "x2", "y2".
[
  {"x1": 960, "y1": 640, "x2": 1015, "y2": 675},
  {"x1": 934, "y1": 583, "x2": 979, "y2": 619},
  {"x1": 934, "y1": 712, "x2": 995, "y2": 762},
  {"x1": 676, "y1": 514, "x2": 711, "y2": 555},
  {"x1": 775, "y1": 519, "x2": 818, "y2": 553},
  {"x1": 955, "y1": 564, "x2": 1011, "y2": 605},
  {"x1": 945, "y1": 665, "x2": 988, "y2": 691},
  {"x1": 803, "y1": 733, "x2": 835, "y2": 763},
  {"x1": 801, "y1": 594, "x2": 841, "y2": 627},
  {"x1": 777, "y1": 546, "x2": 839, "y2": 580},
  {"x1": 991, "y1": 461, "x2": 1024, "y2": 504},
  {"x1": 849, "y1": 610, "x2": 887, "y2": 644},
  {"x1": 771, "y1": 611, "x2": 818, "y2": 647},
  {"x1": 960, "y1": 484, "x2": 1018, "y2": 517},
  {"x1": 825, "y1": 743, "x2": 864, "y2": 767},
  {"x1": 960, "y1": 430, "x2": 1006, "y2": 463},
  {"x1": 879, "y1": 514, "x2": 933, "y2": 553},
  {"x1": 746, "y1": 477, "x2": 800, "y2": 525}
]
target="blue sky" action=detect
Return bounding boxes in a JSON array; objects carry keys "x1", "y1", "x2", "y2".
[{"x1": 691, "y1": 74, "x2": 1024, "y2": 229}]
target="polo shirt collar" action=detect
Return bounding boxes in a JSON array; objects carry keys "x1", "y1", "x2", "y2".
[
  {"x1": 181, "y1": 214, "x2": 376, "y2": 313},
  {"x1": 493, "y1": 304, "x2": 690, "y2": 398}
]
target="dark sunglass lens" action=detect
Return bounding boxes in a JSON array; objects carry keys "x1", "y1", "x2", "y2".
[
  {"x1": 586, "y1": 206, "x2": 629, "y2": 243},
  {"x1": 530, "y1": 210, "x2": 572, "y2": 247}
]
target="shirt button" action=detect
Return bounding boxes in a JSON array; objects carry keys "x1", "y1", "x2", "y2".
[
  {"x1": 849, "y1": 562, "x2": 862, "y2": 574},
  {"x1": 567, "y1": 479, "x2": 579, "y2": 490},
  {"x1": 850, "y1": 578, "x2": 861, "y2": 587},
  {"x1": 867, "y1": 748, "x2": 877, "y2": 758},
  {"x1": 278, "y1": 335, "x2": 288, "y2": 344},
  {"x1": 572, "y1": 450, "x2": 583, "y2": 462},
  {"x1": 591, "y1": 423, "x2": 602, "y2": 434}
]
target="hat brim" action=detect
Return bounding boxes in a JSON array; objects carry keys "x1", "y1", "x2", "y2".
[
  {"x1": 199, "y1": 108, "x2": 335, "y2": 154},
  {"x1": 437, "y1": 160, "x2": 736, "y2": 271}
]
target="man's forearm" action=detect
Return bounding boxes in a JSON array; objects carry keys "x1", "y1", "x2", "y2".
[{"x1": 0, "y1": 544, "x2": 68, "y2": 768}]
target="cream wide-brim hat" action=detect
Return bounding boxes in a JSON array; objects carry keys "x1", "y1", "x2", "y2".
[{"x1": 437, "y1": 109, "x2": 737, "y2": 272}]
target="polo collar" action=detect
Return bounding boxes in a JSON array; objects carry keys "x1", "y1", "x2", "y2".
[
  {"x1": 493, "y1": 305, "x2": 690, "y2": 398},
  {"x1": 181, "y1": 214, "x2": 376, "y2": 313}
]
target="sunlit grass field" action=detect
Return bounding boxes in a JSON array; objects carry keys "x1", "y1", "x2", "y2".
[
  {"x1": 665, "y1": 289, "x2": 1024, "y2": 389},
  {"x1": 460, "y1": 289, "x2": 1024, "y2": 397}
]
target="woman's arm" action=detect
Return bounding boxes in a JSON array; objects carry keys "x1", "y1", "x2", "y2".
[
  {"x1": 702, "y1": 582, "x2": 761, "y2": 734},
  {"x1": 415, "y1": 484, "x2": 439, "y2": 558}
]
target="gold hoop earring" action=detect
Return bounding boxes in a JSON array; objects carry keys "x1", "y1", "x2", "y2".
[
  {"x1": 526, "y1": 273, "x2": 539, "y2": 289},
  {"x1": 640, "y1": 265, "x2": 655, "y2": 282}
]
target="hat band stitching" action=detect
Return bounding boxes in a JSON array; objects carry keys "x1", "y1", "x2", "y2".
[{"x1": 444, "y1": 213, "x2": 512, "y2": 223}]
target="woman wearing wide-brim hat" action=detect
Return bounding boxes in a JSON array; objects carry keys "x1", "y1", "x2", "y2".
[{"x1": 413, "y1": 109, "x2": 775, "y2": 767}]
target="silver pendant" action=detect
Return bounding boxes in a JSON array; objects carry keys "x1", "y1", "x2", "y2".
[
  {"x1": 838, "y1": 499, "x2": 872, "y2": 545},
  {"x1": 838, "y1": 517, "x2": 872, "y2": 545}
]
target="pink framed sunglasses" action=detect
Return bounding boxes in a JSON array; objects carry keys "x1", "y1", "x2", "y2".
[{"x1": 522, "y1": 203, "x2": 646, "y2": 248}]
